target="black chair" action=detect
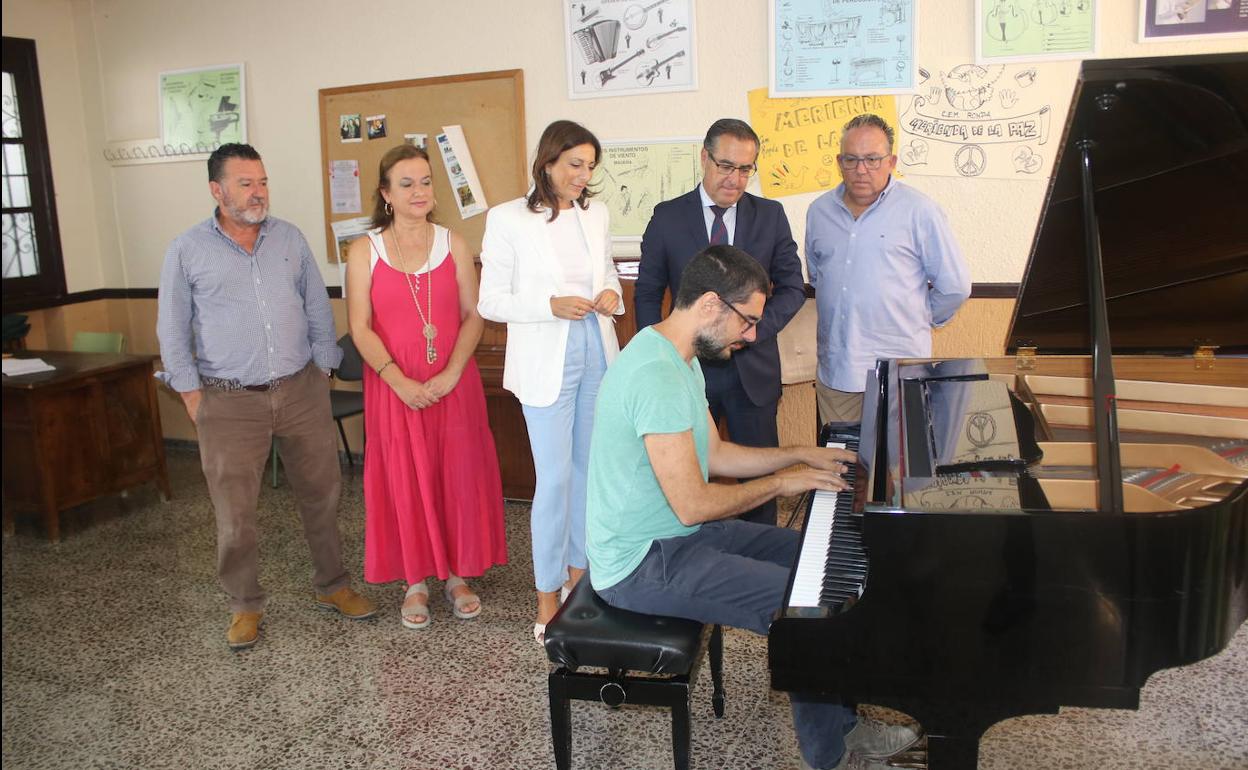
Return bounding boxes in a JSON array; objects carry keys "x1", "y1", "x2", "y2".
[
  {"x1": 543, "y1": 579, "x2": 725, "y2": 770},
  {"x1": 329, "y1": 334, "x2": 366, "y2": 466}
]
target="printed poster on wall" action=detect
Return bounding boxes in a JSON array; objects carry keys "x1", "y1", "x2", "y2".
[
  {"x1": 564, "y1": 0, "x2": 698, "y2": 99},
  {"x1": 159, "y1": 64, "x2": 246, "y2": 151},
  {"x1": 593, "y1": 139, "x2": 702, "y2": 240},
  {"x1": 435, "y1": 126, "x2": 488, "y2": 219},
  {"x1": 1138, "y1": 0, "x2": 1248, "y2": 41},
  {"x1": 769, "y1": 0, "x2": 917, "y2": 97},
  {"x1": 896, "y1": 61, "x2": 1064, "y2": 180},
  {"x1": 747, "y1": 87, "x2": 900, "y2": 198},
  {"x1": 976, "y1": 0, "x2": 1099, "y2": 63}
]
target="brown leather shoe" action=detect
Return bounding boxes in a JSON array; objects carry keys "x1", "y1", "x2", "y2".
[
  {"x1": 227, "y1": 611, "x2": 263, "y2": 650},
  {"x1": 314, "y1": 586, "x2": 377, "y2": 619}
]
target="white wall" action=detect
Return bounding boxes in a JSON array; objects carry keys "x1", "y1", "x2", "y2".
[{"x1": 10, "y1": 0, "x2": 1246, "y2": 292}]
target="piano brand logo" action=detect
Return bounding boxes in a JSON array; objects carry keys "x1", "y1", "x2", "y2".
[{"x1": 966, "y1": 412, "x2": 998, "y2": 448}]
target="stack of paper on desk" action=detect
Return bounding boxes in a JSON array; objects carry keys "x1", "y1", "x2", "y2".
[{"x1": 2, "y1": 358, "x2": 56, "y2": 376}]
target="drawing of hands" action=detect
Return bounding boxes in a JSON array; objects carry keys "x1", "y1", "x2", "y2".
[
  {"x1": 928, "y1": 85, "x2": 942, "y2": 104},
  {"x1": 999, "y1": 89, "x2": 1018, "y2": 109}
]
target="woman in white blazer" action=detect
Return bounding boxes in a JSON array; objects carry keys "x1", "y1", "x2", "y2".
[{"x1": 478, "y1": 121, "x2": 624, "y2": 643}]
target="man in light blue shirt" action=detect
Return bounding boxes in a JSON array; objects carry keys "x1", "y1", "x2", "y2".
[
  {"x1": 806, "y1": 114, "x2": 971, "y2": 423},
  {"x1": 157, "y1": 144, "x2": 375, "y2": 650}
]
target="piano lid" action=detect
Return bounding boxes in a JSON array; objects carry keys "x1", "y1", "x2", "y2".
[{"x1": 1006, "y1": 53, "x2": 1248, "y2": 355}]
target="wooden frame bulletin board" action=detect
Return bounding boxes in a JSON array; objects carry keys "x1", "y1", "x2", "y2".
[{"x1": 317, "y1": 69, "x2": 527, "y2": 262}]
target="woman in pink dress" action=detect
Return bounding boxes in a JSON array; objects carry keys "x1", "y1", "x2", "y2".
[{"x1": 345, "y1": 144, "x2": 507, "y2": 629}]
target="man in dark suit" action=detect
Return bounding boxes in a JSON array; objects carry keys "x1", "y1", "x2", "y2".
[{"x1": 635, "y1": 119, "x2": 805, "y2": 525}]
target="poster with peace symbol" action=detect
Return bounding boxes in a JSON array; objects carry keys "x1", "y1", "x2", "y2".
[{"x1": 895, "y1": 60, "x2": 1071, "y2": 180}]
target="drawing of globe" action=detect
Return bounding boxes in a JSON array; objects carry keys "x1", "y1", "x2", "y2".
[{"x1": 944, "y1": 64, "x2": 994, "y2": 111}]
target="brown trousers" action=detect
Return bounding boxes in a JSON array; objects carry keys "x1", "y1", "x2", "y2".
[
  {"x1": 815, "y1": 381, "x2": 865, "y2": 426},
  {"x1": 197, "y1": 363, "x2": 348, "y2": 612}
]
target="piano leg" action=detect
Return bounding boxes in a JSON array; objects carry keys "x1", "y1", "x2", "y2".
[{"x1": 881, "y1": 698, "x2": 1059, "y2": 770}]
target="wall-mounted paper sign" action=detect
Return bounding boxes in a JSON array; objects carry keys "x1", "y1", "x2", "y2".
[
  {"x1": 435, "y1": 125, "x2": 488, "y2": 219},
  {"x1": 329, "y1": 159, "x2": 362, "y2": 214}
]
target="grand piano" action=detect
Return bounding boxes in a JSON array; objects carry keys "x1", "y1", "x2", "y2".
[{"x1": 769, "y1": 52, "x2": 1248, "y2": 769}]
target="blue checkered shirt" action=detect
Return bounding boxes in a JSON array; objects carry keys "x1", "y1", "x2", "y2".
[{"x1": 156, "y1": 212, "x2": 342, "y2": 392}]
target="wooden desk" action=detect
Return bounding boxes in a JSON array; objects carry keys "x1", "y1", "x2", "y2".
[{"x1": 2, "y1": 351, "x2": 171, "y2": 541}]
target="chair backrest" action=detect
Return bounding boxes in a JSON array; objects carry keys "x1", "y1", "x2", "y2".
[
  {"x1": 72, "y1": 331, "x2": 126, "y2": 353},
  {"x1": 336, "y1": 334, "x2": 364, "y2": 381}
]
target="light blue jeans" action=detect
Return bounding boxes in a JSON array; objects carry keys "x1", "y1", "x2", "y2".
[{"x1": 521, "y1": 317, "x2": 606, "y2": 593}]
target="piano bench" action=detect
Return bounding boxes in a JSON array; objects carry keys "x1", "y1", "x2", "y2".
[{"x1": 543, "y1": 580, "x2": 725, "y2": 770}]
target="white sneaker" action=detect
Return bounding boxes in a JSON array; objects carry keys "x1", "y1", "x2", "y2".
[{"x1": 843, "y1": 718, "x2": 921, "y2": 758}]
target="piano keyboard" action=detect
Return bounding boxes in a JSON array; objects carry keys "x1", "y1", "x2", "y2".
[{"x1": 789, "y1": 437, "x2": 868, "y2": 609}]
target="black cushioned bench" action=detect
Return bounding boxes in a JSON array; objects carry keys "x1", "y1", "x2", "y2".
[{"x1": 543, "y1": 579, "x2": 725, "y2": 770}]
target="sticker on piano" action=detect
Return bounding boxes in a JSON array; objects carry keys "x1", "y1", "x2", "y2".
[{"x1": 563, "y1": 0, "x2": 699, "y2": 100}]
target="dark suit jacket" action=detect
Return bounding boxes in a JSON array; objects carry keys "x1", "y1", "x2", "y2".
[{"x1": 634, "y1": 188, "x2": 805, "y2": 406}]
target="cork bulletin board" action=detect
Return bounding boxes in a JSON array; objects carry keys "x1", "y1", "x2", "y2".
[{"x1": 317, "y1": 69, "x2": 527, "y2": 262}]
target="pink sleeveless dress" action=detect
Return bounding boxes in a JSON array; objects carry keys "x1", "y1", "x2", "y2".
[{"x1": 362, "y1": 226, "x2": 507, "y2": 584}]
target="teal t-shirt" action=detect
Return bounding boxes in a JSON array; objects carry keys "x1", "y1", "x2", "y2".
[{"x1": 586, "y1": 327, "x2": 710, "y2": 591}]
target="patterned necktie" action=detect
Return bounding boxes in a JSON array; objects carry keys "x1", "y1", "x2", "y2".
[{"x1": 709, "y1": 205, "x2": 729, "y2": 245}]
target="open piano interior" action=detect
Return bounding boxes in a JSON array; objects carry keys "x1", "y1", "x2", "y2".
[{"x1": 770, "y1": 52, "x2": 1248, "y2": 770}]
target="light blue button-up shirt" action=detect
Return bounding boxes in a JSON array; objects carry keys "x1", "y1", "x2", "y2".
[
  {"x1": 156, "y1": 213, "x2": 342, "y2": 392},
  {"x1": 806, "y1": 178, "x2": 970, "y2": 393}
]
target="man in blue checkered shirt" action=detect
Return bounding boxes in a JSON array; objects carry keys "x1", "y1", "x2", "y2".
[{"x1": 157, "y1": 143, "x2": 375, "y2": 650}]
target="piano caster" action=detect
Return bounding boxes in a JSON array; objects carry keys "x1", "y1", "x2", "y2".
[
  {"x1": 886, "y1": 741, "x2": 929, "y2": 769},
  {"x1": 599, "y1": 679, "x2": 627, "y2": 708}
]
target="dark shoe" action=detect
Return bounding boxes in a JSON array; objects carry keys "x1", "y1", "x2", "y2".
[
  {"x1": 315, "y1": 587, "x2": 377, "y2": 619},
  {"x1": 843, "y1": 718, "x2": 921, "y2": 758},
  {"x1": 227, "y1": 611, "x2": 263, "y2": 650}
]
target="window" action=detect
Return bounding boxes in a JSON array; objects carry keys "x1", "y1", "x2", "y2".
[{"x1": 2, "y1": 37, "x2": 65, "y2": 309}]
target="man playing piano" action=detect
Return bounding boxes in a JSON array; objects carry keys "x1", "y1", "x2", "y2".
[
  {"x1": 585, "y1": 245, "x2": 920, "y2": 770},
  {"x1": 805, "y1": 114, "x2": 970, "y2": 423}
]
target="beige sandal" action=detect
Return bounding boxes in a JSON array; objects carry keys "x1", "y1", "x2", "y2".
[
  {"x1": 401, "y1": 582, "x2": 431, "y2": 629},
  {"x1": 444, "y1": 576, "x2": 482, "y2": 620}
]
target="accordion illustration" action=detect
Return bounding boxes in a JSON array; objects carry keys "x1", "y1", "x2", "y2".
[{"x1": 574, "y1": 19, "x2": 621, "y2": 65}]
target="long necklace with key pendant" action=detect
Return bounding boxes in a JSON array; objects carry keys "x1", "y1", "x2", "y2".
[{"x1": 391, "y1": 223, "x2": 438, "y2": 364}]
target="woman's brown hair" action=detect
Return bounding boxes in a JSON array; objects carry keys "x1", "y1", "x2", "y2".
[
  {"x1": 526, "y1": 120, "x2": 601, "y2": 221},
  {"x1": 371, "y1": 144, "x2": 437, "y2": 229}
]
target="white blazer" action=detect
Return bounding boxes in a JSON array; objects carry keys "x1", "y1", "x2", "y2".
[{"x1": 478, "y1": 197, "x2": 624, "y2": 408}]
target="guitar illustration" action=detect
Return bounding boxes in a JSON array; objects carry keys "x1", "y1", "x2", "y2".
[
  {"x1": 636, "y1": 50, "x2": 685, "y2": 86},
  {"x1": 646, "y1": 26, "x2": 686, "y2": 50},
  {"x1": 599, "y1": 49, "x2": 646, "y2": 86}
]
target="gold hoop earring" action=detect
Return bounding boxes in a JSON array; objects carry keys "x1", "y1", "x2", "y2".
[{"x1": 384, "y1": 201, "x2": 393, "y2": 216}]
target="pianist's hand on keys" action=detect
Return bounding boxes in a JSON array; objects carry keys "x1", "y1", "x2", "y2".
[{"x1": 772, "y1": 445, "x2": 857, "y2": 497}]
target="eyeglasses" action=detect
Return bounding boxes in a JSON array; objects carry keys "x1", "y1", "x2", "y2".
[
  {"x1": 707, "y1": 152, "x2": 757, "y2": 178},
  {"x1": 716, "y1": 295, "x2": 760, "y2": 332},
  {"x1": 838, "y1": 154, "x2": 889, "y2": 170}
]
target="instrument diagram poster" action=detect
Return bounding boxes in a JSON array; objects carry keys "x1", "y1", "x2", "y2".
[
  {"x1": 1138, "y1": 0, "x2": 1248, "y2": 41},
  {"x1": 976, "y1": 0, "x2": 1099, "y2": 63},
  {"x1": 159, "y1": 64, "x2": 246, "y2": 150},
  {"x1": 896, "y1": 61, "x2": 1062, "y2": 180},
  {"x1": 593, "y1": 139, "x2": 701, "y2": 240},
  {"x1": 769, "y1": 0, "x2": 917, "y2": 97},
  {"x1": 747, "y1": 87, "x2": 900, "y2": 198},
  {"x1": 564, "y1": 0, "x2": 698, "y2": 100}
]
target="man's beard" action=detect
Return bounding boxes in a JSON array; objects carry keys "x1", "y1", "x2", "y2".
[
  {"x1": 693, "y1": 328, "x2": 735, "y2": 362},
  {"x1": 226, "y1": 198, "x2": 268, "y2": 225}
]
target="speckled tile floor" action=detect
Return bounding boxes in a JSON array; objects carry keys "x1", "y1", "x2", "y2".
[{"x1": 3, "y1": 447, "x2": 1247, "y2": 770}]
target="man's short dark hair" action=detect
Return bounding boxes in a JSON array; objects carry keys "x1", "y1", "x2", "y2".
[
  {"x1": 703, "y1": 118, "x2": 760, "y2": 154},
  {"x1": 208, "y1": 143, "x2": 262, "y2": 183},
  {"x1": 841, "y1": 114, "x2": 895, "y2": 153},
  {"x1": 674, "y1": 245, "x2": 771, "y2": 309}
]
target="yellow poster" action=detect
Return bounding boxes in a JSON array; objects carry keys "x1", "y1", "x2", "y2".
[{"x1": 747, "y1": 88, "x2": 899, "y2": 198}]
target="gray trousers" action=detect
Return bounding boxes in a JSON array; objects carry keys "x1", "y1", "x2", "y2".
[
  {"x1": 597, "y1": 520, "x2": 856, "y2": 769},
  {"x1": 197, "y1": 362, "x2": 348, "y2": 612}
]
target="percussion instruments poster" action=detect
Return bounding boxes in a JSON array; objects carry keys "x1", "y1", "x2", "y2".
[
  {"x1": 592, "y1": 138, "x2": 701, "y2": 240},
  {"x1": 896, "y1": 60, "x2": 1063, "y2": 180},
  {"x1": 159, "y1": 63, "x2": 246, "y2": 150},
  {"x1": 769, "y1": 0, "x2": 917, "y2": 97},
  {"x1": 976, "y1": 0, "x2": 1099, "y2": 63},
  {"x1": 564, "y1": 0, "x2": 698, "y2": 99},
  {"x1": 747, "y1": 88, "x2": 900, "y2": 198}
]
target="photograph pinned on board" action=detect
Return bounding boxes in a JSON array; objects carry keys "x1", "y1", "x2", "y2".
[
  {"x1": 339, "y1": 113, "x2": 362, "y2": 143},
  {"x1": 404, "y1": 133, "x2": 428, "y2": 150},
  {"x1": 366, "y1": 115, "x2": 388, "y2": 140}
]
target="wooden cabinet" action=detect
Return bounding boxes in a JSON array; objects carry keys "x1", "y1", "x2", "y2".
[{"x1": 2, "y1": 351, "x2": 171, "y2": 541}]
